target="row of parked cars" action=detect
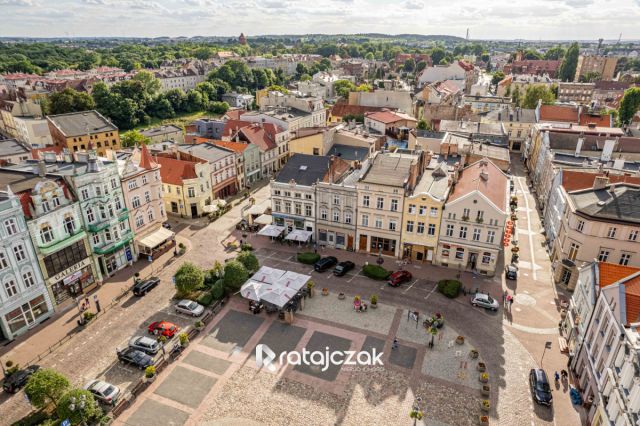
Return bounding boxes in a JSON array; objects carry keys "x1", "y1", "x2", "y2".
[{"x1": 313, "y1": 256, "x2": 414, "y2": 286}]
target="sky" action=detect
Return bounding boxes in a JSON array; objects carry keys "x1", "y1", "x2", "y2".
[{"x1": 1, "y1": 0, "x2": 640, "y2": 40}]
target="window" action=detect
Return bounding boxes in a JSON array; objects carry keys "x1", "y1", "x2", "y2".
[
  {"x1": 428, "y1": 224, "x2": 436, "y2": 235},
  {"x1": 144, "y1": 191, "x2": 151, "y2": 203},
  {"x1": 13, "y1": 245, "x2": 26, "y2": 262},
  {"x1": 430, "y1": 207, "x2": 438, "y2": 217},
  {"x1": 81, "y1": 188, "x2": 89, "y2": 200},
  {"x1": 473, "y1": 228, "x2": 481, "y2": 241},
  {"x1": 363, "y1": 195, "x2": 370, "y2": 207},
  {"x1": 321, "y1": 209, "x2": 327, "y2": 220},
  {"x1": 42, "y1": 201, "x2": 50, "y2": 213},
  {"x1": 476, "y1": 210, "x2": 484, "y2": 221},
  {"x1": 4, "y1": 279, "x2": 17, "y2": 297},
  {"x1": 406, "y1": 221, "x2": 414, "y2": 232},
  {"x1": 446, "y1": 224, "x2": 454, "y2": 237},
  {"x1": 455, "y1": 247, "x2": 465, "y2": 260},
  {"x1": 305, "y1": 205, "x2": 312, "y2": 217},
  {"x1": 313, "y1": 148, "x2": 319, "y2": 155},
  {"x1": 417, "y1": 222, "x2": 425, "y2": 234},
  {"x1": 294, "y1": 192, "x2": 301, "y2": 199},
  {"x1": 362, "y1": 214, "x2": 369, "y2": 227},
  {"x1": 4, "y1": 219, "x2": 17, "y2": 236},
  {"x1": 119, "y1": 221, "x2": 126, "y2": 232},
  {"x1": 487, "y1": 230, "x2": 496, "y2": 244},
  {"x1": 408, "y1": 204, "x2": 416, "y2": 214},
  {"x1": 92, "y1": 234, "x2": 100, "y2": 245},
  {"x1": 607, "y1": 227, "x2": 617, "y2": 239},
  {"x1": 176, "y1": 187, "x2": 181, "y2": 195},
  {"x1": 333, "y1": 211, "x2": 339, "y2": 222},
  {"x1": 598, "y1": 250, "x2": 609, "y2": 262},
  {"x1": 64, "y1": 217, "x2": 75, "y2": 234},
  {"x1": 274, "y1": 190, "x2": 281, "y2": 196},
  {"x1": 375, "y1": 218, "x2": 383, "y2": 229},
  {"x1": 40, "y1": 225, "x2": 54, "y2": 243},
  {"x1": 390, "y1": 199, "x2": 398, "y2": 211},
  {"x1": 463, "y1": 208, "x2": 470, "y2": 218},
  {"x1": 104, "y1": 229, "x2": 112, "y2": 242},
  {"x1": 568, "y1": 242, "x2": 580, "y2": 261},
  {"x1": 284, "y1": 191, "x2": 291, "y2": 197},
  {"x1": 51, "y1": 196, "x2": 60, "y2": 208},
  {"x1": 629, "y1": 230, "x2": 638, "y2": 241},
  {"x1": 132, "y1": 196, "x2": 141, "y2": 209},
  {"x1": 95, "y1": 186, "x2": 102, "y2": 197},
  {"x1": 188, "y1": 187, "x2": 195, "y2": 198},
  {"x1": 43, "y1": 240, "x2": 88, "y2": 277},
  {"x1": 86, "y1": 208, "x2": 95, "y2": 223},
  {"x1": 284, "y1": 202, "x2": 291, "y2": 214},
  {"x1": 577, "y1": 220, "x2": 585, "y2": 232},
  {"x1": 305, "y1": 194, "x2": 312, "y2": 200},
  {"x1": 620, "y1": 253, "x2": 631, "y2": 266},
  {"x1": 377, "y1": 197, "x2": 384, "y2": 209},
  {"x1": 22, "y1": 271, "x2": 35, "y2": 288},
  {"x1": 459, "y1": 226, "x2": 467, "y2": 239},
  {"x1": 294, "y1": 203, "x2": 301, "y2": 216},
  {"x1": 333, "y1": 195, "x2": 340, "y2": 205},
  {"x1": 345, "y1": 212, "x2": 352, "y2": 224},
  {"x1": 389, "y1": 220, "x2": 397, "y2": 231},
  {"x1": 141, "y1": 175, "x2": 147, "y2": 185},
  {"x1": 274, "y1": 200, "x2": 281, "y2": 212},
  {"x1": 482, "y1": 252, "x2": 492, "y2": 264},
  {"x1": 419, "y1": 206, "x2": 426, "y2": 215},
  {"x1": 0, "y1": 252, "x2": 7, "y2": 269}
]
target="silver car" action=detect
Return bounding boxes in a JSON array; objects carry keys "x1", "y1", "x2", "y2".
[
  {"x1": 84, "y1": 380, "x2": 120, "y2": 405},
  {"x1": 470, "y1": 293, "x2": 499, "y2": 311},
  {"x1": 128, "y1": 335, "x2": 160, "y2": 355},
  {"x1": 175, "y1": 299, "x2": 204, "y2": 317}
]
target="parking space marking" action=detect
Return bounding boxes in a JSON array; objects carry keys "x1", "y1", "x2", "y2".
[
  {"x1": 402, "y1": 279, "x2": 419, "y2": 294},
  {"x1": 424, "y1": 283, "x2": 438, "y2": 300},
  {"x1": 347, "y1": 268, "x2": 364, "y2": 282}
]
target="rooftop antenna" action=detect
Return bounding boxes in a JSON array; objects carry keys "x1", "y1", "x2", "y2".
[
  {"x1": 617, "y1": 33, "x2": 622, "y2": 46},
  {"x1": 466, "y1": 28, "x2": 469, "y2": 41}
]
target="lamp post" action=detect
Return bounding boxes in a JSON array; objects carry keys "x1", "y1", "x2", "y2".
[
  {"x1": 409, "y1": 396, "x2": 423, "y2": 426},
  {"x1": 540, "y1": 341, "x2": 552, "y2": 367},
  {"x1": 68, "y1": 394, "x2": 88, "y2": 426},
  {"x1": 377, "y1": 244, "x2": 384, "y2": 265}
]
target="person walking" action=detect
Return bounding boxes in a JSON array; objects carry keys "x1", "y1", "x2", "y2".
[
  {"x1": 554, "y1": 371, "x2": 560, "y2": 383},
  {"x1": 392, "y1": 338, "x2": 399, "y2": 350},
  {"x1": 509, "y1": 296, "x2": 514, "y2": 311}
]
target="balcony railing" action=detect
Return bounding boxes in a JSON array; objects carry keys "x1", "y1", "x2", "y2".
[
  {"x1": 93, "y1": 233, "x2": 133, "y2": 255},
  {"x1": 87, "y1": 209, "x2": 129, "y2": 233}
]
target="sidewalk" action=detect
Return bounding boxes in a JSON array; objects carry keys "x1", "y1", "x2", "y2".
[{"x1": 0, "y1": 234, "x2": 191, "y2": 367}]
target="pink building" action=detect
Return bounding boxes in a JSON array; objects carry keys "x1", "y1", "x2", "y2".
[{"x1": 118, "y1": 144, "x2": 174, "y2": 260}]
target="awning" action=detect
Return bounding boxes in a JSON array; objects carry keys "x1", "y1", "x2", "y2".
[
  {"x1": 285, "y1": 230, "x2": 313, "y2": 242},
  {"x1": 137, "y1": 227, "x2": 175, "y2": 249},
  {"x1": 253, "y1": 266, "x2": 286, "y2": 284},
  {"x1": 254, "y1": 214, "x2": 272, "y2": 225},
  {"x1": 240, "y1": 266, "x2": 311, "y2": 308},
  {"x1": 258, "y1": 224, "x2": 285, "y2": 238}
]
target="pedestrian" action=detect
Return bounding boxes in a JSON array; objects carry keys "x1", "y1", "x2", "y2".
[
  {"x1": 313, "y1": 242, "x2": 317, "y2": 254},
  {"x1": 392, "y1": 338, "x2": 398, "y2": 350},
  {"x1": 554, "y1": 371, "x2": 560, "y2": 383},
  {"x1": 509, "y1": 296, "x2": 514, "y2": 310},
  {"x1": 561, "y1": 369, "x2": 568, "y2": 379},
  {"x1": 85, "y1": 296, "x2": 90, "y2": 307},
  {"x1": 502, "y1": 290, "x2": 507, "y2": 306}
]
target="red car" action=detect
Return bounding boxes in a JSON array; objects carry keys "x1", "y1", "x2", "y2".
[
  {"x1": 388, "y1": 270, "x2": 412, "y2": 287},
  {"x1": 148, "y1": 321, "x2": 179, "y2": 338}
]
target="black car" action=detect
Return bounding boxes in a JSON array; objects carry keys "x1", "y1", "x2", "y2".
[
  {"x1": 314, "y1": 256, "x2": 338, "y2": 272},
  {"x1": 505, "y1": 264, "x2": 518, "y2": 280},
  {"x1": 132, "y1": 277, "x2": 160, "y2": 296},
  {"x1": 529, "y1": 369, "x2": 553, "y2": 406},
  {"x1": 117, "y1": 348, "x2": 154, "y2": 370},
  {"x1": 2, "y1": 365, "x2": 40, "y2": 393},
  {"x1": 333, "y1": 261, "x2": 355, "y2": 276}
]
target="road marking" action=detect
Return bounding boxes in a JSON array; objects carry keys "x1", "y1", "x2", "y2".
[
  {"x1": 402, "y1": 279, "x2": 419, "y2": 294},
  {"x1": 424, "y1": 283, "x2": 438, "y2": 300},
  {"x1": 347, "y1": 268, "x2": 364, "y2": 283}
]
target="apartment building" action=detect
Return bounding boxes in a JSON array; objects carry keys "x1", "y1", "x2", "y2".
[
  {"x1": 503, "y1": 59, "x2": 561, "y2": 78},
  {"x1": 0, "y1": 187, "x2": 54, "y2": 340},
  {"x1": 156, "y1": 155, "x2": 211, "y2": 218},
  {"x1": 178, "y1": 144, "x2": 237, "y2": 199},
  {"x1": 141, "y1": 125, "x2": 184, "y2": 145},
  {"x1": 13, "y1": 116, "x2": 53, "y2": 148},
  {"x1": 481, "y1": 107, "x2": 536, "y2": 152},
  {"x1": 461, "y1": 95, "x2": 512, "y2": 114},
  {"x1": 575, "y1": 55, "x2": 618, "y2": 82},
  {"x1": 557, "y1": 82, "x2": 595, "y2": 104},
  {"x1": 435, "y1": 159, "x2": 509, "y2": 276},
  {"x1": 364, "y1": 110, "x2": 417, "y2": 137},
  {"x1": 234, "y1": 122, "x2": 290, "y2": 176},
  {"x1": 47, "y1": 110, "x2": 121, "y2": 157},
  {"x1": 212, "y1": 140, "x2": 262, "y2": 188}
]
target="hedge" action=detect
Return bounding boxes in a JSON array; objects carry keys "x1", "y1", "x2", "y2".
[
  {"x1": 437, "y1": 279, "x2": 462, "y2": 298},
  {"x1": 197, "y1": 290, "x2": 215, "y2": 306},
  {"x1": 297, "y1": 252, "x2": 320, "y2": 264},
  {"x1": 362, "y1": 264, "x2": 391, "y2": 280},
  {"x1": 211, "y1": 280, "x2": 225, "y2": 300}
]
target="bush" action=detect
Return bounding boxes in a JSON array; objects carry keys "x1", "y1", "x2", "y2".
[
  {"x1": 197, "y1": 290, "x2": 214, "y2": 306},
  {"x1": 174, "y1": 262, "x2": 205, "y2": 297},
  {"x1": 362, "y1": 264, "x2": 391, "y2": 280},
  {"x1": 145, "y1": 366, "x2": 156, "y2": 378},
  {"x1": 297, "y1": 252, "x2": 320, "y2": 264},
  {"x1": 237, "y1": 250, "x2": 259, "y2": 273},
  {"x1": 240, "y1": 243, "x2": 253, "y2": 251},
  {"x1": 211, "y1": 279, "x2": 225, "y2": 300},
  {"x1": 437, "y1": 279, "x2": 462, "y2": 298},
  {"x1": 223, "y1": 260, "x2": 248, "y2": 291}
]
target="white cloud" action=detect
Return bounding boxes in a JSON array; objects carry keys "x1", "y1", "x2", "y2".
[
  {"x1": 0, "y1": 0, "x2": 36, "y2": 5},
  {"x1": 404, "y1": 0, "x2": 425, "y2": 9}
]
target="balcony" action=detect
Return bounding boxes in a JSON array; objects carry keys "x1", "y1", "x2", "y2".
[
  {"x1": 39, "y1": 230, "x2": 87, "y2": 256},
  {"x1": 87, "y1": 209, "x2": 129, "y2": 233},
  {"x1": 94, "y1": 233, "x2": 133, "y2": 255}
]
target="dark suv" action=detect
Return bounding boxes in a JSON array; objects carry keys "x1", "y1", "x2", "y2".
[
  {"x1": 333, "y1": 261, "x2": 355, "y2": 276},
  {"x1": 314, "y1": 256, "x2": 338, "y2": 272},
  {"x1": 2, "y1": 365, "x2": 39, "y2": 393},
  {"x1": 529, "y1": 369, "x2": 553, "y2": 406},
  {"x1": 132, "y1": 277, "x2": 160, "y2": 296},
  {"x1": 117, "y1": 347, "x2": 154, "y2": 370}
]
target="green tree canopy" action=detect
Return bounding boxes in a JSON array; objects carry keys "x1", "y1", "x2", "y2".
[
  {"x1": 46, "y1": 88, "x2": 95, "y2": 115},
  {"x1": 236, "y1": 250, "x2": 259, "y2": 273},
  {"x1": 403, "y1": 58, "x2": 415, "y2": 72},
  {"x1": 544, "y1": 46, "x2": 566, "y2": 60},
  {"x1": 121, "y1": 130, "x2": 150, "y2": 147},
  {"x1": 132, "y1": 70, "x2": 161, "y2": 96},
  {"x1": 522, "y1": 85, "x2": 556, "y2": 108},
  {"x1": 491, "y1": 71, "x2": 505, "y2": 86},
  {"x1": 56, "y1": 389, "x2": 101, "y2": 425},
  {"x1": 619, "y1": 87, "x2": 640, "y2": 125},
  {"x1": 430, "y1": 48, "x2": 446, "y2": 65},
  {"x1": 417, "y1": 119, "x2": 430, "y2": 130},
  {"x1": 334, "y1": 80, "x2": 356, "y2": 98},
  {"x1": 24, "y1": 369, "x2": 70, "y2": 409},
  {"x1": 223, "y1": 259, "x2": 248, "y2": 291},
  {"x1": 174, "y1": 262, "x2": 205, "y2": 297},
  {"x1": 559, "y1": 42, "x2": 579, "y2": 82}
]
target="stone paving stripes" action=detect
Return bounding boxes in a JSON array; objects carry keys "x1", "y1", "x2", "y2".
[
  {"x1": 125, "y1": 398, "x2": 191, "y2": 426},
  {"x1": 154, "y1": 365, "x2": 217, "y2": 408},
  {"x1": 388, "y1": 343, "x2": 417, "y2": 369},
  {"x1": 361, "y1": 335, "x2": 385, "y2": 355},
  {"x1": 202, "y1": 309, "x2": 264, "y2": 353},
  {"x1": 183, "y1": 350, "x2": 231, "y2": 375},
  {"x1": 293, "y1": 331, "x2": 352, "y2": 382},
  {"x1": 250, "y1": 321, "x2": 306, "y2": 362}
]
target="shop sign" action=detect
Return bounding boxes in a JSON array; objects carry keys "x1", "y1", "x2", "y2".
[{"x1": 48, "y1": 258, "x2": 92, "y2": 284}]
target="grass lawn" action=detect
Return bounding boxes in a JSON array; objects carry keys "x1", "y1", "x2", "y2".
[{"x1": 134, "y1": 111, "x2": 221, "y2": 131}]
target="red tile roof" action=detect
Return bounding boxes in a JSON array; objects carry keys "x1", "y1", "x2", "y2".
[
  {"x1": 225, "y1": 109, "x2": 247, "y2": 120},
  {"x1": 561, "y1": 170, "x2": 640, "y2": 192},
  {"x1": 365, "y1": 110, "x2": 414, "y2": 124},
  {"x1": 457, "y1": 60, "x2": 474, "y2": 72},
  {"x1": 448, "y1": 159, "x2": 509, "y2": 212},
  {"x1": 211, "y1": 140, "x2": 249, "y2": 153},
  {"x1": 239, "y1": 123, "x2": 278, "y2": 152},
  {"x1": 598, "y1": 262, "x2": 640, "y2": 324},
  {"x1": 330, "y1": 102, "x2": 391, "y2": 118},
  {"x1": 156, "y1": 156, "x2": 198, "y2": 186},
  {"x1": 579, "y1": 112, "x2": 612, "y2": 128},
  {"x1": 598, "y1": 262, "x2": 640, "y2": 288},
  {"x1": 222, "y1": 120, "x2": 253, "y2": 138},
  {"x1": 539, "y1": 105, "x2": 579, "y2": 123},
  {"x1": 139, "y1": 143, "x2": 158, "y2": 170}
]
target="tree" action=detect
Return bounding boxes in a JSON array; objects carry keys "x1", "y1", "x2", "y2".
[
  {"x1": 174, "y1": 262, "x2": 205, "y2": 297},
  {"x1": 132, "y1": 70, "x2": 161, "y2": 96},
  {"x1": 416, "y1": 60, "x2": 427, "y2": 73},
  {"x1": 544, "y1": 46, "x2": 566, "y2": 60},
  {"x1": 24, "y1": 369, "x2": 70, "y2": 410},
  {"x1": 47, "y1": 88, "x2": 95, "y2": 115},
  {"x1": 579, "y1": 72, "x2": 601, "y2": 83},
  {"x1": 223, "y1": 259, "x2": 248, "y2": 291},
  {"x1": 522, "y1": 49, "x2": 543, "y2": 60},
  {"x1": 236, "y1": 250, "x2": 259, "y2": 273},
  {"x1": 334, "y1": 80, "x2": 356, "y2": 98},
  {"x1": 165, "y1": 89, "x2": 187, "y2": 114},
  {"x1": 559, "y1": 42, "x2": 579, "y2": 82},
  {"x1": 295, "y1": 62, "x2": 309, "y2": 79},
  {"x1": 208, "y1": 101, "x2": 229, "y2": 115},
  {"x1": 185, "y1": 89, "x2": 207, "y2": 112},
  {"x1": 417, "y1": 119, "x2": 429, "y2": 130},
  {"x1": 121, "y1": 130, "x2": 150, "y2": 147},
  {"x1": 430, "y1": 48, "x2": 446, "y2": 65},
  {"x1": 619, "y1": 87, "x2": 640, "y2": 125},
  {"x1": 522, "y1": 85, "x2": 556, "y2": 108},
  {"x1": 403, "y1": 58, "x2": 415, "y2": 72},
  {"x1": 512, "y1": 86, "x2": 522, "y2": 107},
  {"x1": 56, "y1": 389, "x2": 101, "y2": 425},
  {"x1": 147, "y1": 95, "x2": 175, "y2": 119},
  {"x1": 364, "y1": 52, "x2": 375, "y2": 60},
  {"x1": 491, "y1": 71, "x2": 505, "y2": 86}
]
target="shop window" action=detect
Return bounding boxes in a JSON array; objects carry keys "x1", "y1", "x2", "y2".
[
  {"x1": 455, "y1": 248, "x2": 465, "y2": 260},
  {"x1": 482, "y1": 252, "x2": 492, "y2": 264}
]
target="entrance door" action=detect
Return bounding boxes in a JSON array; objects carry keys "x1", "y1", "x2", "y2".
[
  {"x1": 426, "y1": 249, "x2": 434, "y2": 262},
  {"x1": 21, "y1": 303, "x2": 35, "y2": 326},
  {"x1": 171, "y1": 202, "x2": 178, "y2": 213},
  {"x1": 347, "y1": 235, "x2": 354, "y2": 250},
  {"x1": 469, "y1": 253, "x2": 478, "y2": 269},
  {"x1": 190, "y1": 204, "x2": 198, "y2": 217},
  {"x1": 359, "y1": 234, "x2": 367, "y2": 251}
]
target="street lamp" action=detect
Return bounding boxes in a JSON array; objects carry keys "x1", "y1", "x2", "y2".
[
  {"x1": 540, "y1": 341, "x2": 552, "y2": 367},
  {"x1": 68, "y1": 394, "x2": 88, "y2": 426},
  {"x1": 409, "y1": 396, "x2": 424, "y2": 426}
]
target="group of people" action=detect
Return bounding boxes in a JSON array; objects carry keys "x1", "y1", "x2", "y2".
[
  {"x1": 79, "y1": 296, "x2": 91, "y2": 312},
  {"x1": 503, "y1": 290, "x2": 514, "y2": 311},
  {"x1": 555, "y1": 370, "x2": 569, "y2": 383}
]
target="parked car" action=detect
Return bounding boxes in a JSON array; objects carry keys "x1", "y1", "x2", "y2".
[
  {"x1": 529, "y1": 369, "x2": 553, "y2": 406},
  {"x1": 116, "y1": 347, "x2": 154, "y2": 370},
  {"x1": 470, "y1": 293, "x2": 499, "y2": 311},
  {"x1": 128, "y1": 335, "x2": 160, "y2": 355},
  {"x1": 333, "y1": 261, "x2": 355, "y2": 276},
  {"x1": 148, "y1": 320, "x2": 179, "y2": 338},
  {"x1": 132, "y1": 277, "x2": 160, "y2": 296},
  {"x1": 388, "y1": 270, "x2": 412, "y2": 287},
  {"x1": 314, "y1": 256, "x2": 338, "y2": 272},
  {"x1": 84, "y1": 380, "x2": 121, "y2": 405},
  {"x1": 175, "y1": 299, "x2": 204, "y2": 317},
  {"x1": 2, "y1": 365, "x2": 39, "y2": 393},
  {"x1": 162, "y1": 222, "x2": 172, "y2": 229},
  {"x1": 505, "y1": 264, "x2": 518, "y2": 280}
]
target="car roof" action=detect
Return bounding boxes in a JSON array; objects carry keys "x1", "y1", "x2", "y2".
[
  {"x1": 87, "y1": 380, "x2": 111, "y2": 393},
  {"x1": 475, "y1": 293, "x2": 490, "y2": 299},
  {"x1": 532, "y1": 369, "x2": 548, "y2": 382},
  {"x1": 132, "y1": 336, "x2": 156, "y2": 345}
]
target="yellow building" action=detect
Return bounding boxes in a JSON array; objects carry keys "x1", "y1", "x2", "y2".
[
  {"x1": 47, "y1": 110, "x2": 121, "y2": 157},
  {"x1": 289, "y1": 127, "x2": 334, "y2": 156},
  {"x1": 401, "y1": 159, "x2": 451, "y2": 263},
  {"x1": 156, "y1": 155, "x2": 212, "y2": 218}
]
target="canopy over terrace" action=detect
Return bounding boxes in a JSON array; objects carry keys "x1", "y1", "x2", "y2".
[
  {"x1": 136, "y1": 226, "x2": 176, "y2": 258},
  {"x1": 284, "y1": 229, "x2": 313, "y2": 242},
  {"x1": 258, "y1": 224, "x2": 285, "y2": 238},
  {"x1": 254, "y1": 214, "x2": 272, "y2": 225},
  {"x1": 240, "y1": 266, "x2": 311, "y2": 309}
]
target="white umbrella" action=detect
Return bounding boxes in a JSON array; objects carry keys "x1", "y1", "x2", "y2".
[
  {"x1": 261, "y1": 286, "x2": 298, "y2": 308},
  {"x1": 276, "y1": 271, "x2": 310, "y2": 291},
  {"x1": 240, "y1": 280, "x2": 270, "y2": 301},
  {"x1": 254, "y1": 266, "x2": 286, "y2": 284},
  {"x1": 258, "y1": 224, "x2": 285, "y2": 238}
]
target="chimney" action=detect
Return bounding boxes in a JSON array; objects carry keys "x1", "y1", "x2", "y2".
[
  {"x1": 593, "y1": 175, "x2": 609, "y2": 190},
  {"x1": 37, "y1": 160, "x2": 46, "y2": 177}
]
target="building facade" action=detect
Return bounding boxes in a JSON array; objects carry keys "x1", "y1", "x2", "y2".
[
  {"x1": 47, "y1": 110, "x2": 121, "y2": 157},
  {"x1": 156, "y1": 155, "x2": 211, "y2": 219}
]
